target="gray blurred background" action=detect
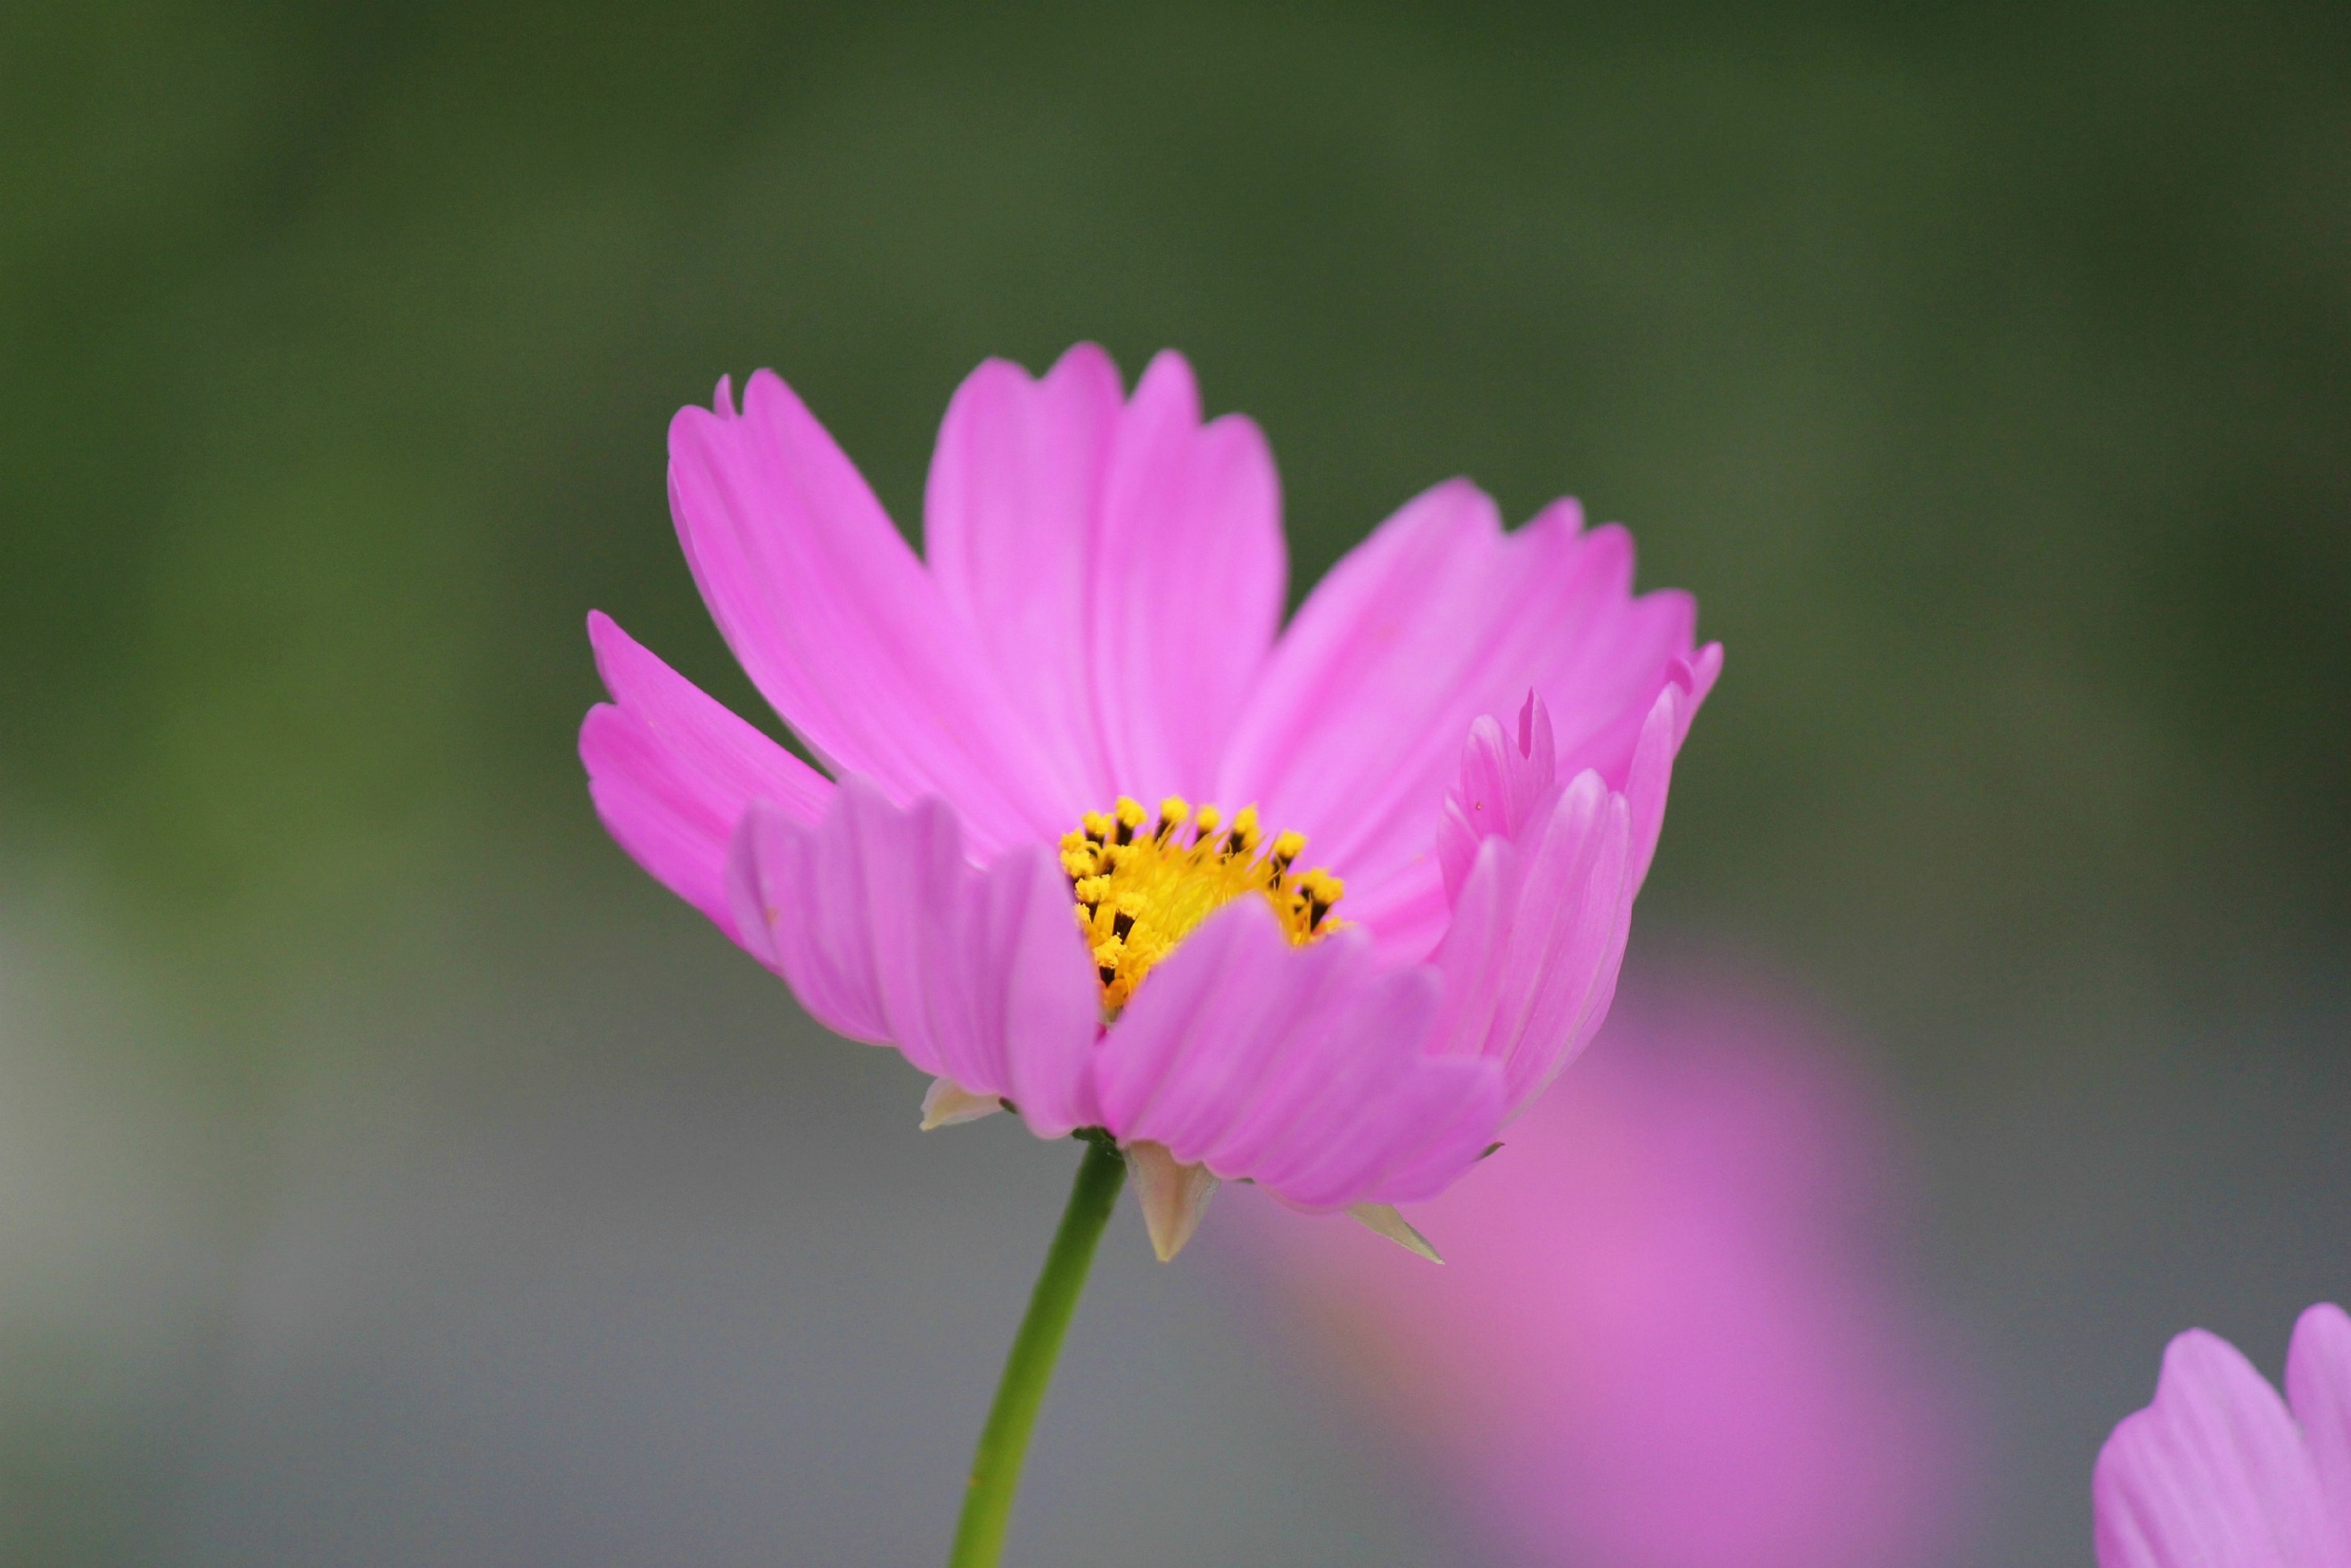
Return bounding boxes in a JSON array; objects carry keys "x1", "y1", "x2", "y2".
[{"x1": 2, "y1": 3, "x2": 2346, "y2": 1563}]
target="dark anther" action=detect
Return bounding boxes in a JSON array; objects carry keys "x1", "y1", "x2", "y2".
[
  {"x1": 1098, "y1": 963, "x2": 1118, "y2": 986},
  {"x1": 1114, "y1": 821, "x2": 1134, "y2": 845},
  {"x1": 1111, "y1": 909, "x2": 1135, "y2": 939}
]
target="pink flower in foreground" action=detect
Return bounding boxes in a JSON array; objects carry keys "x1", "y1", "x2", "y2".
[
  {"x1": 1229, "y1": 977, "x2": 1971, "y2": 1568},
  {"x1": 580, "y1": 344, "x2": 1717, "y2": 1257},
  {"x1": 2095, "y1": 1303, "x2": 2351, "y2": 1568}
]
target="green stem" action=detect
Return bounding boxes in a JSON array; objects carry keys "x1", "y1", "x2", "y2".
[{"x1": 949, "y1": 1132, "x2": 1127, "y2": 1568}]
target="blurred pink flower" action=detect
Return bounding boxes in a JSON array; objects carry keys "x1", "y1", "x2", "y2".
[
  {"x1": 2095, "y1": 1303, "x2": 2351, "y2": 1567},
  {"x1": 579, "y1": 343, "x2": 1717, "y2": 1253},
  {"x1": 1229, "y1": 976, "x2": 1972, "y2": 1568}
]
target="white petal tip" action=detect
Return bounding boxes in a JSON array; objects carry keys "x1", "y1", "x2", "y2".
[
  {"x1": 1348, "y1": 1202, "x2": 1443, "y2": 1263},
  {"x1": 919, "y1": 1077, "x2": 1003, "y2": 1131},
  {"x1": 1126, "y1": 1140, "x2": 1219, "y2": 1262}
]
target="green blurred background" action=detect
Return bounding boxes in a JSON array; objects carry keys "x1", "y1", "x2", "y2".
[{"x1": 2, "y1": 3, "x2": 2346, "y2": 1564}]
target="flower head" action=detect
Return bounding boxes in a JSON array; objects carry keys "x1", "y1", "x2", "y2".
[
  {"x1": 2095, "y1": 1303, "x2": 2351, "y2": 1568},
  {"x1": 580, "y1": 344, "x2": 1718, "y2": 1258},
  {"x1": 1230, "y1": 976, "x2": 1974, "y2": 1568}
]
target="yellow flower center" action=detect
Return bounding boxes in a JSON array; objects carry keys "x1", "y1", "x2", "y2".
[{"x1": 1061, "y1": 795, "x2": 1345, "y2": 1014}]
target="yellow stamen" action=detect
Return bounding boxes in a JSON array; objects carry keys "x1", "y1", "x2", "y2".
[{"x1": 1063, "y1": 798, "x2": 1344, "y2": 1014}]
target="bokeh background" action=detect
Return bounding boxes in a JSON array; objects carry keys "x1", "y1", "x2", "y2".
[{"x1": 3, "y1": 2, "x2": 2347, "y2": 1563}]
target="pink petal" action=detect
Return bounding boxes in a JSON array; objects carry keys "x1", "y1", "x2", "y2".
[
  {"x1": 1434, "y1": 692, "x2": 1560, "y2": 905},
  {"x1": 579, "y1": 610, "x2": 831, "y2": 944},
  {"x1": 1091, "y1": 901, "x2": 1504, "y2": 1211},
  {"x1": 1219, "y1": 485, "x2": 1703, "y2": 952},
  {"x1": 667, "y1": 371, "x2": 1058, "y2": 857},
  {"x1": 2286, "y1": 1303, "x2": 2351, "y2": 1537},
  {"x1": 2095, "y1": 1328, "x2": 2347, "y2": 1568},
  {"x1": 725, "y1": 778, "x2": 1099, "y2": 1138},
  {"x1": 924, "y1": 344, "x2": 1126, "y2": 811},
  {"x1": 923, "y1": 346, "x2": 1284, "y2": 815},
  {"x1": 1430, "y1": 769, "x2": 1637, "y2": 1113},
  {"x1": 1089, "y1": 351, "x2": 1286, "y2": 803},
  {"x1": 1355, "y1": 654, "x2": 1717, "y2": 967},
  {"x1": 1623, "y1": 651, "x2": 1714, "y2": 894},
  {"x1": 1386, "y1": 648, "x2": 1709, "y2": 952}
]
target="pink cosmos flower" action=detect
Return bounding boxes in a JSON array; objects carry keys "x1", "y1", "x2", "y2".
[
  {"x1": 1228, "y1": 975, "x2": 1971, "y2": 1568},
  {"x1": 579, "y1": 343, "x2": 1718, "y2": 1258},
  {"x1": 2095, "y1": 1302, "x2": 2351, "y2": 1568}
]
